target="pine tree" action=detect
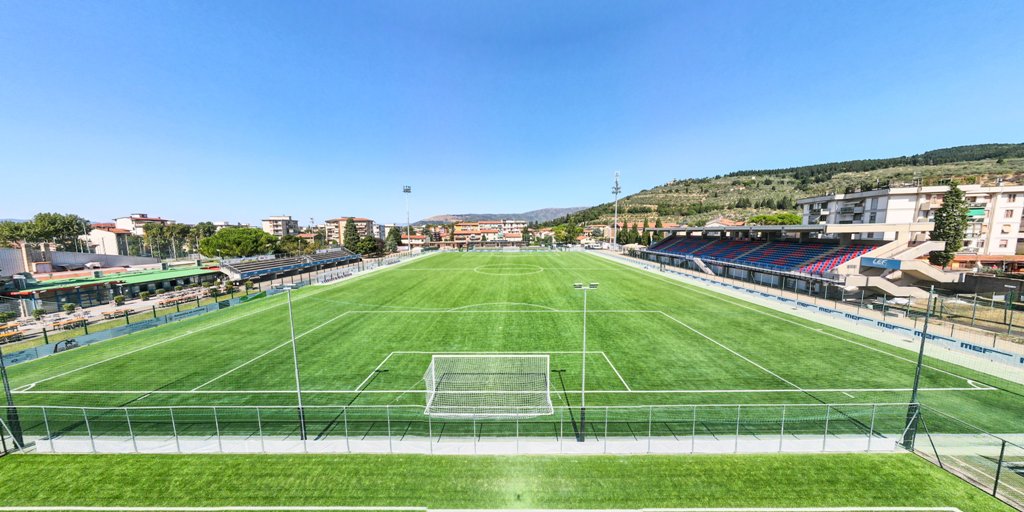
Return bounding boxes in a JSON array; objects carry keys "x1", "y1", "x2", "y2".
[
  {"x1": 385, "y1": 226, "x2": 402, "y2": 253},
  {"x1": 653, "y1": 218, "x2": 664, "y2": 242},
  {"x1": 343, "y1": 218, "x2": 360, "y2": 252},
  {"x1": 928, "y1": 183, "x2": 968, "y2": 268}
]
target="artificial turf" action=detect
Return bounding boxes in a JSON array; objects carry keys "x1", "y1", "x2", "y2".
[
  {"x1": 0, "y1": 452, "x2": 1013, "y2": 511},
  {"x1": 4, "y1": 252, "x2": 1023, "y2": 435}
]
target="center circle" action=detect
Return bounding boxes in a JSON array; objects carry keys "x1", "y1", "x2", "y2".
[{"x1": 473, "y1": 264, "x2": 545, "y2": 276}]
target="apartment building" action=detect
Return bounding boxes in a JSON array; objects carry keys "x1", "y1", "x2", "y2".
[
  {"x1": 85, "y1": 224, "x2": 131, "y2": 256},
  {"x1": 452, "y1": 220, "x2": 528, "y2": 241},
  {"x1": 798, "y1": 184, "x2": 1024, "y2": 256},
  {"x1": 261, "y1": 215, "x2": 300, "y2": 237},
  {"x1": 113, "y1": 213, "x2": 175, "y2": 236},
  {"x1": 325, "y1": 217, "x2": 376, "y2": 246}
]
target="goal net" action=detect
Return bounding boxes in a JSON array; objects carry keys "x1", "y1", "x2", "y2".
[{"x1": 423, "y1": 354, "x2": 553, "y2": 419}]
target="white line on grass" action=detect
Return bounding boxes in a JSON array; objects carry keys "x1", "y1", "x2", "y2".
[
  {"x1": 19, "y1": 254, "x2": 427, "y2": 389},
  {"x1": 190, "y1": 311, "x2": 355, "y2": 391},
  {"x1": 354, "y1": 351, "x2": 397, "y2": 391},
  {"x1": 603, "y1": 255, "x2": 987, "y2": 386},
  {"x1": 947, "y1": 455, "x2": 1024, "y2": 498},
  {"x1": 659, "y1": 311, "x2": 807, "y2": 393},
  {"x1": 602, "y1": 351, "x2": 632, "y2": 391},
  {"x1": 16, "y1": 386, "x2": 992, "y2": 395}
]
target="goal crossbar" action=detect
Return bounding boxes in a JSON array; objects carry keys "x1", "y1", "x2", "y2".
[{"x1": 423, "y1": 354, "x2": 553, "y2": 419}]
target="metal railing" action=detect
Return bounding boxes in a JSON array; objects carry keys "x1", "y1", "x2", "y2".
[{"x1": 2, "y1": 402, "x2": 913, "y2": 456}]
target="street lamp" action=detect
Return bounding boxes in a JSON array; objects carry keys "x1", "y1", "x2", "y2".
[
  {"x1": 280, "y1": 285, "x2": 307, "y2": 440},
  {"x1": 573, "y1": 282, "x2": 598, "y2": 442},
  {"x1": 612, "y1": 172, "x2": 621, "y2": 248}
]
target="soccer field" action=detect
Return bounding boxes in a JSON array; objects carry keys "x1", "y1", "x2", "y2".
[{"x1": 4, "y1": 251, "x2": 1024, "y2": 441}]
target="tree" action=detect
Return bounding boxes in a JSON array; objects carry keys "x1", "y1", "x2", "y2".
[
  {"x1": 652, "y1": 218, "x2": 664, "y2": 242},
  {"x1": 143, "y1": 222, "x2": 166, "y2": 258},
  {"x1": 929, "y1": 183, "x2": 968, "y2": 267},
  {"x1": 356, "y1": 235, "x2": 381, "y2": 255},
  {"x1": 198, "y1": 227, "x2": 277, "y2": 258},
  {"x1": 343, "y1": 218, "x2": 360, "y2": 252},
  {"x1": 385, "y1": 226, "x2": 402, "y2": 253},
  {"x1": 748, "y1": 213, "x2": 802, "y2": 225},
  {"x1": 522, "y1": 225, "x2": 532, "y2": 244},
  {"x1": 555, "y1": 223, "x2": 582, "y2": 244},
  {"x1": 277, "y1": 235, "x2": 309, "y2": 256}
]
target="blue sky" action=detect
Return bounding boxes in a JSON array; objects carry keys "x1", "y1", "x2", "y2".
[{"x1": 2, "y1": 1, "x2": 1023, "y2": 226}]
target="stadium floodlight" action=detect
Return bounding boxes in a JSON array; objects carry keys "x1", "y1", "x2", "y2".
[
  {"x1": 572, "y1": 282, "x2": 598, "y2": 441},
  {"x1": 902, "y1": 285, "x2": 933, "y2": 450},
  {"x1": 281, "y1": 285, "x2": 307, "y2": 440},
  {"x1": 612, "y1": 172, "x2": 621, "y2": 249},
  {"x1": 403, "y1": 186, "x2": 412, "y2": 241},
  {"x1": 423, "y1": 354, "x2": 553, "y2": 419}
]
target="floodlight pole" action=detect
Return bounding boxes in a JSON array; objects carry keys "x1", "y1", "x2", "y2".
[
  {"x1": 902, "y1": 285, "x2": 933, "y2": 450},
  {"x1": 0, "y1": 346, "x2": 24, "y2": 449},
  {"x1": 612, "y1": 172, "x2": 621, "y2": 249},
  {"x1": 573, "y1": 283, "x2": 598, "y2": 442},
  {"x1": 403, "y1": 186, "x2": 412, "y2": 241},
  {"x1": 286, "y1": 288, "x2": 307, "y2": 440}
]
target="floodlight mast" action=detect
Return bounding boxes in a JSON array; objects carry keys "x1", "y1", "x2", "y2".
[
  {"x1": 572, "y1": 282, "x2": 599, "y2": 442},
  {"x1": 403, "y1": 186, "x2": 412, "y2": 241},
  {"x1": 284, "y1": 286, "x2": 307, "y2": 440},
  {"x1": 612, "y1": 172, "x2": 621, "y2": 249},
  {"x1": 902, "y1": 285, "x2": 933, "y2": 450}
]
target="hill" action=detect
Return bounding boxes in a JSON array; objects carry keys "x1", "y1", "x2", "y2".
[
  {"x1": 548, "y1": 143, "x2": 1024, "y2": 228},
  {"x1": 417, "y1": 207, "x2": 587, "y2": 225}
]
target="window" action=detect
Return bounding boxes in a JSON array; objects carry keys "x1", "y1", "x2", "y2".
[
  {"x1": 1009, "y1": 193, "x2": 1018, "y2": 203},
  {"x1": 1000, "y1": 240, "x2": 1009, "y2": 249},
  {"x1": 868, "y1": 213, "x2": 877, "y2": 223},
  {"x1": 1006, "y1": 209, "x2": 1015, "y2": 218},
  {"x1": 1003, "y1": 225, "x2": 1012, "y2": 234}
]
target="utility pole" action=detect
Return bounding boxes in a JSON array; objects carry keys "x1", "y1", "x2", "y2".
[{"x1": 612, "y1": 172, "x2": 621, "y2": 248}]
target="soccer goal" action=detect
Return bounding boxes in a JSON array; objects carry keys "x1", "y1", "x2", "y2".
[{"x1": 423, "y1": 354, "x2": 554, "y2": 419}]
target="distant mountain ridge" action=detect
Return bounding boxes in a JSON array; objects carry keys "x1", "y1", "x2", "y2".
[{"x1": 416, "y1": 207, "x2": 587, "y2": 225}]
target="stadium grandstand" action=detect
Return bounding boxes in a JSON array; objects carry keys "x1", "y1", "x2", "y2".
[
  {"x1": 219, "y1": 247, "x2": 360, "y2": 281},
  {"x1": 641, "y1": 222, "x2": 961, "y2": 298}
]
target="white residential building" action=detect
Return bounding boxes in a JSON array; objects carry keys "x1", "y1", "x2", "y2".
[
  {"x1": 261, "y1": 215, "x2": 300, "y2": 237},
  {"x1": 798, "y1": 184, "x2": 1024, "y2": 256},
  {"x1": 113, "y1": 213, "x2": 175, "y2": 236}
]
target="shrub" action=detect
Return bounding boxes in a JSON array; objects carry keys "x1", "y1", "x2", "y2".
[
  {"x1": 32, "y1": 309, "x2": 45, "y2": 321},
  {"x1": 224, "y1": 283, "x2": 236, "y2": 294},
  {"x1": 113, "y1": 295, "x2": 125, "y2": 306},
  {"x1": 0, "y1": 311, "x2": 16, "y2": 323},
  {"x1": 140, "y1": 291, "x2": 151, "y2": 301},
  {"x1": 244, "y1": 280, "x2": 254, "y2": 290},
  {"x1": 156, "y1": 288, "x2": 167, "y2": 295},
  {"x1": 63, "y1": 303, "x2": 77, "y2": 314},
  {"x1": 174, "y1": 285, "x2": 183, "y2": 292}
]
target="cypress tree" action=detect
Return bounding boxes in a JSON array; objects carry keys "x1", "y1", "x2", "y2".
[
  {"x1": 928, "y1": 183, "x2": 968, "y2": 268},
  {"x1": 343, "y1": 218, "x2": 360, "y2": 252}
]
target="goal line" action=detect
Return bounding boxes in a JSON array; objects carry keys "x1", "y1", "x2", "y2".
[{"x1": 0, "y1": 507, "x2": 965, "y2": 512}]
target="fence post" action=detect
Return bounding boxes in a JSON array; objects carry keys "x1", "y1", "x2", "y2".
[
  {"x1": 779, "y1": 404, "x2": 786, "y2": 453},
  {"x1": 734, "y1": 405, "x2": 741, "y2": 453},
  {"x1": 473, "y1": 416, "x2": 477, "y2": 455},
  {"x1": 647, "y1": 406, "x2": 653, "y2": 454},
  {"x1": 125, "y1": 408, "x2": 138, "y2": 453},
  {"x1": 151, "y1": 305, "x2": 157, "y2": 319},
  {"x1": 169, "y1": 407, "x2": 180, "y2": 453},
  {"x1": 822, "y1": 404, "x2": 831, "y2": 452},
  {"x1": 386, "y1": 405, "x2": 393, "y2": 454},
  {"x1": 42, "y1": 407, "x2": 55, "y2": 453},
  {"x1": 82, "y1": 408, "x2": 96, "y2": 453},
  {"x1": 256, "y1": 407, "x2": 265, "y2": 453},
  {"x1": 867, "y1": 404, "x2": 876, "y2": 452},
  {"x1": 993, "y1": 439, "x2": 1007, "y2": 497},
  {"x1": 213, "y1": 407, "x2": 222, "y2": 453},
  {"x1": 604, "y1": 407, "x2": 609, "y2": 454},
  {"x1": 426, "y1": 412, "x2": 432, "y2": 455},
  {"x1": 691, "y1": 406, "x2": 697, "y2": 454},
  {"x1": 515, "y1": 417, "x2": 520, "y2": 454},
  {"x1": 42, "y1": 327, "x2": 49, "y2": 344},
  {"x1": 343, "y1": 407, "x2": 350, "y2": 454},
  {"x1": 559, "y1": 408, "x2": 563, "y2": 453}
]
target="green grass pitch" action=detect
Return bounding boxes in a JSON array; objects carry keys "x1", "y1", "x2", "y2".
[
  {"x1": 0, "y1": 453, "x2": 1015, "y2": 511},
  {"x1": 5, "y1": 251, "x2": 1023, "y2": 436}
]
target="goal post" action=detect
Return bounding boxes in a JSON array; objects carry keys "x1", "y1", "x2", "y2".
[{"x1": 423, "y1": 354, "x2": 553, "y2": 419}]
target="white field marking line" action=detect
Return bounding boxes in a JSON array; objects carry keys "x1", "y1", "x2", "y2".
[
  {"x1": 191, "y1": 311, "x2": 355, "y2": 391},
  {"x1": 948, "y1": 455, "x2": 1024, "y2": 497},
  {"x1": 13, "y1": 386, "x2": 994, "y2": 395},
  {"x1": 19, "y1": 253, "x2": 428, "y2": 388},
  {"x1": 602, "y1": 351, "x2": 632, "y2": 391},
  {"x1": 446, "y1": 302, "x2": 560, "y2": 312},
  {"x1": 645, "y1": 509, "x2": 963, "y2": 512},
  {"x1": 0, "y1": 508, "x2": 424, "y2": 512},
  {"x1": 605, "y1": 257, "x2": 983, "y2": 385},
  {"x1": 354, "y1": 351, "x2": 397, "y2": 392},
  {"x1": 659, "y1": 311, "x2": 806, "y2": 392},
  {"x1": 346, "y1": 309, "x2": 662, "y2": 314}
]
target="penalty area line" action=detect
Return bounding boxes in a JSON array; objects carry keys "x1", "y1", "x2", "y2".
[{"x1": 13, "y1": 386, "x2": 995, "y2": 395}]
